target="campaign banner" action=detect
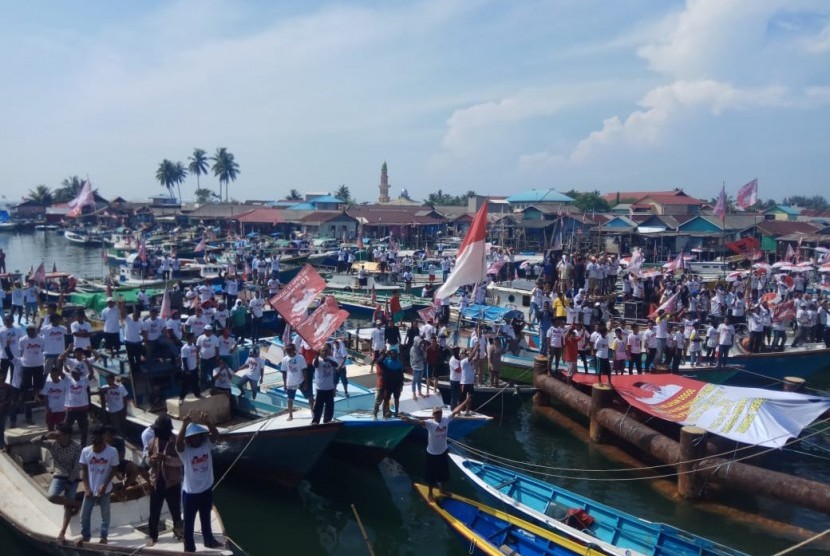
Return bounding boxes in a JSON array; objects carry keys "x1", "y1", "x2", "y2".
[
  {"x1": 294, "y1": 295, "x2": 349, "y2": 351},
  {"x1": 268, "y1": 264, "x2": 327, "y2": 328},
  {"x1": 418, "y1": 306, "x2": 436, "y2": 323},
  {"x1": 614, "y1": 374, "x2": 830, "y2": 447}
]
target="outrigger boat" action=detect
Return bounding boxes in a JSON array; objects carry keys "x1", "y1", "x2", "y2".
[
  {"x1": 451, "y1": 454, "x2": 748, "y2": 556},
  {"x1": 414, "y1": 482, "x2": 617, "y2": 556}
]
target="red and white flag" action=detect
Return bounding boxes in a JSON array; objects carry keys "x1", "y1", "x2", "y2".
[
  {"x1": 436, "y1": 202, "x2": 488, "y2": 298},
  {"x1": 269, "y1": 264, "x2": 328, "y2": 328},
  {"x1": 713, "y1": 184, "x2": 727, "y2": 219},
  {"x1": 33, "y1": 262, "x2": 46, "y2": 284},
  {"x1": 159, "y1": 288, "x2": 172, "y2": 319},
  {"x1": 649, "y1": 291, "x2": 679, "y2": 318},
  {"x1": 67, "y1": 181, "x2": 95, "y2": 218},
  {"x1": 282, "y1": 323, "x2": 292, "y2": 347},
  {"x1": 294, "y1": 295, "x2": 349, "y2": 351},
  {"x1": 735, "y1": 179, "x2": 758, "y2": 210},
  {"x1": 138, "y1": 241, "x2": 147, "y2": 262},
  {"x1": 194, "y1": 236, "x2": 206, "y2": 253},
  {"x1": 785, "y1": 243, "x2": 795, "y2": 262}
]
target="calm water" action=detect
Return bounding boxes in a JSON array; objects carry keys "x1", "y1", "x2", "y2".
[{"x1": 1, "y1": 230, "x2": 829, "y2": 556}]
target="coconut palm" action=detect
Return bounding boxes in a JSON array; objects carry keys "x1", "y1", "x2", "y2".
[
  {"x1": 211, "y1": 147, "x2": 240, "y2": 202},
  {"x1": 334, "y1": 185, "x2": 351, "y2": 203},
  {"x1": 54, "y1": 175, "x2": 84, "y2": 203},
  {"x1": 27, "y1": 185, "x2": 54, "y2": 206},
  {"x1": 156, "y1": 159, "x2": 188, "y2": 201},
  {"x1": 188, "y1": 148, "x2": 209, "y2": 194},
  {"x1": 287, "y1": 189, "x2": 302, "y2": 201}
]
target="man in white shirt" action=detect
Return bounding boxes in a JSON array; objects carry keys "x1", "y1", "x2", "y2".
[
  {"x1": 123, "y1": 307, "x2": 144, "y2": 373},
  {"x1": 370, "y1": 321, "x2": 385, "y2": 374},
  {"x1": 99, "y1": 373, "x2": 129, "y2": 434},
  {"x1": 40, "y1": 315, "x2": 67, "y2": 377},
  {"x1": 100, "y1": 298, "x2": 122, "y2": 358},
  {"x1": 281, "y1": 343, "x2": 307, "y2": 420},
  {"x1": 196, "y1": 325, "x2": 220, "y2": 386},
  {"x1": 716, "y1": 317, "x2": 736, "y2": 367},
  {"x1": 248, "y1": 291, "x2": 265, "y2": 343},
  {"x1": 185, "y1": 308, "x2": 208, "y2": 338},
  {"x1": 627, "y1": 324, "x2": 643, "y2": 375},
  {"x1": 78, "y1": 425, "x2": 120, "y2": 545},
  {"x1": 70, "y1": 313, "x2": 93, "y2": 354},
  {"x1": 18, "y1": 324, "x2": 46, "y2": 420}
]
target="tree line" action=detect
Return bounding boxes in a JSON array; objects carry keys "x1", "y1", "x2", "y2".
[{"x1": 156, "y1": 147, "x2": 239, "y2": 203}]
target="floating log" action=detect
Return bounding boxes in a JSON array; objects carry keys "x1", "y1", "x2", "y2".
[{"x1": 534, "y1": 372, "x2": 830, "y2": 515}]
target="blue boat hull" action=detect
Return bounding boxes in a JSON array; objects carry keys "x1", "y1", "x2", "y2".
[{"x1": 725, "y1": 348, "x2": 830, "y2": 383}]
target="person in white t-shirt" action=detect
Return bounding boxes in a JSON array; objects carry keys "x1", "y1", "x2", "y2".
[
  {"x1": 400, "y1": 397, "x2": 471, "y2": 501},
  {"x1": 175, "y1": 413, "x2": 223, "y2": 552},
  {"x1": 19, "y1": 324, "x2": 46, "y2": 407},
  {"x1": 78, "y1": 425, "x2": 120, "y2": 545},
  {"x1": 39, "y1": 364, "x2": 69, "y2": 431},
  {"x1": 626, "y1": 324, "x2": 643, "y2": 375},
  {"x1": 447, "y1": 347, "x2": 462, "y2": 410},
  {"x1": 196, "y1": 326, "x2": 220, "y2": 386},
  {"x1": 70, "y1": 313, "x2": 93, "y2": 354},
  {"x1": 99, "y1": 373, "x2": 129, "y2": 435},
  {"x1": 211, "y1": 359, "x2": 234, "y2": 398},
  {"x1": 100, "y1": 298, "x2": 123, "y2": 358},
  {"x1": 123, "y1": 307, "x2": 144, "y2": 373},
  {"x1": 40, "y1": 313, "x2": 68, "y2": 375},
  {"x1": 281, "y1": 343, "x2": 307, "y2": 420},
  {"x1": 716, "y1": 317, "x2": 736, "y2": 367},
  {"x1": 237, "y1": 348, "x2": 265, "y2": 400},
  {"x1": 61, "y1": 346, "x2": 94, "y2": 446}
]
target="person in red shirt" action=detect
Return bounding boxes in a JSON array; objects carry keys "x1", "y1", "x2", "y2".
[{"x1": 562, "y1": 325, "x2": 580, "y2": 384}]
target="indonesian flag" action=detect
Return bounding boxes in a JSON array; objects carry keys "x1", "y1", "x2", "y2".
[
  {"x1": 194, "y1": 236, "x2": 206, "y2": 253},
  {"x1": 628, "y1": 247, "x2": 644, "y2": 277},
  {"x1": 33, "y1": 262, "x2": 46, "y2": 285},
  {"x1": 436, "y1": 202, "x2": 488, "y2": 298},
  {"x1": 614, "y1": 374, "x2": 830, "y2": 448},
  {"x1": 664, "y1": 252, "x2": 685, "y2": 272},
  {"x1": 649, "y1": 291, "x2": 679, "y2": 318},
  {"x1": 771, "y1": 299, "x2": 795, "y2": 323},
  {"x1": 713, "y1": 184, "x2": 727, "y2": 219},
  {"x1": 160, "y1": 288, "x2": 172, "y2": 319},
  {"x1": 736, "y1": 179, "x2": 758, "y2": 210},
  {"x1": 67, "y1": 181, "x2": 95, "y2": 218}
]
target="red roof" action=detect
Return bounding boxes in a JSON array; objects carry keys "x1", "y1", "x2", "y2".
[
  {"x1": 233, "y1": 208, "x2": 283, "y2": 225},
  {"x1": 635, "y1": 193, "x2": 704, "y2": 206}
]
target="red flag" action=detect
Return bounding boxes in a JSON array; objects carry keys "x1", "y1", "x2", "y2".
[
  {"x1": 194, "y1": 236, "x2": 206, "y2": 253},
  {"x1": 771, "y1": 299, "x2": 795, "y2": 323},
  {"x1": 649, "y1": 291, "x2": 679, "y2": 318},
  {"x1": 294, "y1": 295, "x2": 349, "y2": 351},
  {"x1": 736, "y1": 179, "x2": 758, "y2": 210},
  {"x1": 160, "y1": 288, "x2": 172, "y2": 319},
  {"x1": 713, "y1": 184, "x2": 727, "y2": 219},
  {"x1": 269, "y1": 264, "x2": 327, "y2": 328},
  {"x1": 418, "y1": 306, "x2": 436, "y2": 322},
  {"x1": 138, "y1": 241, "x2": 147, "y2": 262},
  {"x1": 725, "y1": 237, "x2": 760, "y2": 258},
  {"x1": 436, "y1": 202, "x2": 488, "y2": 298},
  {"x1": 33, "y1": 262, "x2": 46, "y2": 285}
]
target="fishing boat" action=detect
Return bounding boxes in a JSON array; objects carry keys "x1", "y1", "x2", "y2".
[
  {"x1": 64, "y1": 228, "x2": 104, "y2": 246},
  {"x1": 451, "y1": 454, "x2": 748, "y2": 556},
  {"x1": 90, "y1": 356, "x2": 341, "y2": 488},
  {"x1": 414, "y1": 483, "x2": 615, "y2": 556},
  {"x1": 725, "y1": 344, "x2": 830, "y2": 383},
  {"x1": 434, "y1": 379, "x2": 537, "y2": 413},
  {"x1": 0, "y1": 420, "x2": 237, "y2": 555}
]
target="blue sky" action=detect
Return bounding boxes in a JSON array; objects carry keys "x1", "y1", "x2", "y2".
[{"x1": 1, "y1": 0, "x2": 828, "y2": 204}]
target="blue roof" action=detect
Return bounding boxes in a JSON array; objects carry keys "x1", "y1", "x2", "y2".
[
  {"x1": 309, "y1": 195, "x2": 343, "y2": 204},
  {"x1": 287, "y1": 202, "x2": 316, "y2": 210},
  {"x1": 506, "y1": 189, "x2": 573, "y2": 203}
]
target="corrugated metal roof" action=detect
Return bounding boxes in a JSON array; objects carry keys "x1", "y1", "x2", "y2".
[{"x1": 506, "y1": 189, "x2": 573, "y2": 203}]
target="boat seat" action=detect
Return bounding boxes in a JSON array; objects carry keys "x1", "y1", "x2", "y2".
[
  {"x1": 4, "y1": 423, "x2": 48, "y2": 465},
  {"x1": 499, "y1": 545, "x2": 520, "y2": 555}
]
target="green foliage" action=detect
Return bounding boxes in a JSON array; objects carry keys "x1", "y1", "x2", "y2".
[
  {"x1": 188, "y1": 148, "x2": 209, "y2": 190},
  {"x1": 425, "y1": 189, "x2": 472, "y2": 206},
  {"x1": 156, "y1": 159, "x2": 188, "y2": 201},
  {"x1": 53, "y1": 176, "x2": 84, "y2": 203},
  {"x1": 334, "y1": 184, "x2": 352, "y2": 203},
  {"x1": 211, "y1": 147, "x2": 240, "y2": 202},
  {"x1": 287, "y1": 189, "x2": 302, "y2": 201},
  {"x1": 781, "y1": 195, "x2": 828, "y2": 211},
  {"x1": 564, "y1": 189, "x2": 610, "y2": 212},
  {"x1": 27, "y1": 185, "x2": 53, "y2": 206},
  {"x1": 194, "y1": 188, "x2": 213, "y2": 204}
]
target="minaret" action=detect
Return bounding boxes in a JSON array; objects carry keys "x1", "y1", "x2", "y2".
[{"x1": 378, "y1": 161, "x2": 390, "y2": 204}]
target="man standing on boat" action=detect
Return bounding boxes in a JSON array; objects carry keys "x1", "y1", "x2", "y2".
[
  {"x1": 196, "y1": 325, "x2": 220, "y2": 388},
  {"x1": 176, "y1": 412, "x2": 223, "y2": 552},
  {"x1": 32, "y1": 423, "x2": 81, "y2": 542},
  {"x1": 401, "y1": 397, "x2": 470, "y2": 501},
  {"x1": 77, "y1": 424, "x2": 119, "y2": 546},
  {"x1": 146, "y1": 415, "x2": 183, "y2": 546}
]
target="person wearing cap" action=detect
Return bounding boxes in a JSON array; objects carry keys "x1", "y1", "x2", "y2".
[
  {"x1": 196, "y1": 325, "x2": 220, "y2": 387},
  {"x1": 176, "y1": 411, "x2": 223, "y2": 552},
  {"x1": 100, "y1": 297, "x2": 123, "y2": 358},
  {"x1": 31, "y1": 423, "x2": 82, "y2": 541},
  {"x1": 60, "y1": 345, "x2": 95, "y2": 446},
  {"x1": 400, "y1": 395, "x2": 471, "y2": 501},
  {"x1": 146, "y1": 415, "x2": 183, "y2": 546},
  {"x1": 77, "y1": 424, "x2": 119, "y2": 546}
]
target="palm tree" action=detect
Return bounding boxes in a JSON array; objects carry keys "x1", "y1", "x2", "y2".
[
  {"x1": 211, "y1": 147, "x2": 240, "y2": 202},
  {"x1": 27, "y1": 185, "x2": 53, "y2": 206},
  {"x1": 287, "y1": 189, "x2": 302, "y2": 201},
  {"x1": 54, "y1": 175, "x2": 84, "y2": 203},
  {"x1": 188, "y1": 148, "x2": 209, "y2": 193},
  {"x1": 156, "y1": 160, "x2": 188, "y2": 201},
  {"x1": 194, "y1": 188, "x2": 213, "y2": 204}
]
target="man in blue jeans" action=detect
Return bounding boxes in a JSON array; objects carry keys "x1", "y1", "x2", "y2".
[
  {"x1": 77, "y1": 425, "x2": 119, "y2": 546},
  {"x1": 176, "y1": 411, "x2": 223, "y2": 552}
]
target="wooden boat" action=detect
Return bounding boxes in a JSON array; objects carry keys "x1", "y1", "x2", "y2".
[
  {"x1": 90, "y1": 355, "x2": 341, "y2": 488},
  {"x1": 0, "y1": 419, "x2": 237, "y2": 555},
  {"x1": 726, "y1": 344, "x2": 830, "y2": 383},
  {"x1": 434, "y1": 379, "x2": 537, "y2": 414},
  {"x1": 64, "y1": 229, "x2": 104, "y2": 246},
  {"x1": 451, "y1": 454, "x2": 748, "y2": 556},
  {"x1": 414, "y1": 483, "x2": 612, "y2": 556}
]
